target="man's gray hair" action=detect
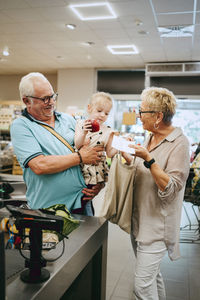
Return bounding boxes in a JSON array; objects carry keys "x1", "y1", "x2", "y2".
[{"x1": 19, "y1": 72, "x2": 48, "y2": 100}]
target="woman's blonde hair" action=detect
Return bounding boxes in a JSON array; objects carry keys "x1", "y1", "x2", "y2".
[
  {"x1": 89, "y1": 92, "x2": 113, "y2": 107},
  {"x1": 141, "y1": 87, "x2": 177, "y2": 124}
]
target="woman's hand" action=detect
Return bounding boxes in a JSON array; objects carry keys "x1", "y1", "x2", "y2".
[
  {"x1": 129, "y1": 144, "x2": 170, "y2": 191},
  {"x1": 129, "y1": 144, "x2": 151, "y2": 161},
  {"x1": 82, "y1": 183, "x2": 105, "y2": 200}
]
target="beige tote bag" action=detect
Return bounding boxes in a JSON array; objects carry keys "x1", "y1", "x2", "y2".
[{"x1": 100, "y1": 154, "x2": 136, "y2": 234}]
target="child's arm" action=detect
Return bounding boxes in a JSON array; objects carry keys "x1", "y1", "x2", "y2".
[
  {"x1": 106, "y1": 133, "x2": 134, "y2": 163},
  {"x1": 105, "y1": 132, "x2": 118, "y2": 158},
  {"x1": 121, "y1": 136, "x2": 134, "y2": 164},
  {"x1": 74, "y1": 120, "x2": 92, "y2": 149}
]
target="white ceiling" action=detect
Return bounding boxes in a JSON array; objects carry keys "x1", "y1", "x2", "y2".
[{"x1": 0, "y1": 0, "x2": 199, "y2": 74}]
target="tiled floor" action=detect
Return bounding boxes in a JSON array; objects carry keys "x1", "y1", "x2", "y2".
[{"x1": 93, "y1": 189, "x2": 200, "y2": 300}]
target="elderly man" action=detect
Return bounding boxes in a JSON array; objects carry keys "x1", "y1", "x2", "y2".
[{"x1": 10, "y1": 72, "x2": 104, "y2": 215}]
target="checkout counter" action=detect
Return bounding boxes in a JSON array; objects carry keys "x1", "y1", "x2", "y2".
[{"x1": 0, "y1": 174, "x2": 108, "y2": 300}]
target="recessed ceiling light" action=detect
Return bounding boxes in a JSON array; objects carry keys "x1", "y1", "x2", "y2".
[
  {"x1": 138, "y1": 30, "x2": 149, "y2": 35},
  {"x1": 66, "y1": 24, "x2": 76, "y2": 30},
  {"x1": 107, "y1": 45, "x2": 139, "y2": 55},
  {"x1": 83, "y1": 41, "x2": 95, "y2": 46},
  {"x1": 134, "y1": 19, "x2": 143, "y2": 26},
  {"x1": 69, "y1": 2, "x2": 117, "y2": 21},
  {"x1": 56, "y1": 56, "x2": 64, "y2": 60},
  {"x1": 3, "y1": 47, "x2": 9, "y2": 56}
]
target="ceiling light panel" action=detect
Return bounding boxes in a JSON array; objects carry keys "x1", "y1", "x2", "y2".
[
  {"x1": 69, "y1": 2, "x2": 117, "y2": 21},
  {"x1": 107, "y1": 45, "x2": 139, "y2": 55},
  {"x1": 66, "y1": 24, "x2": 76, "y2": 30}
]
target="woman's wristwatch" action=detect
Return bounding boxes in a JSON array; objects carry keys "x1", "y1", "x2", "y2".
[{"x1": 143, "y1": 158, "x2": 155, "y2": 168}]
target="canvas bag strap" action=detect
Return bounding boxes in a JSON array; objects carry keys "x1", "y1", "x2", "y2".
[{"x1": 39, "y1": 124, "x2": 75, "y2": 153}]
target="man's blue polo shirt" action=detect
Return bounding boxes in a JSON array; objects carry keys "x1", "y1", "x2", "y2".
[{"x1": 10, "y1": 111, "x2": 86, "y2": 211}]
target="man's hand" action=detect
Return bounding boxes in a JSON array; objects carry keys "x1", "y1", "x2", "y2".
[
  {"x1": 79, "y1": 144, "x2": 104, "y2": 165},
  {"x1": 82, "y1": 183, "x2": 105, "y2": 200}
]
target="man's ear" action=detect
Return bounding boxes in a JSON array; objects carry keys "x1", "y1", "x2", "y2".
[
  {"x1": 22, "y1": 97, "x2": 28, "y2": 105},
  {"x1": 23, "y1": 97, "x2": 32, "y2": 108}
]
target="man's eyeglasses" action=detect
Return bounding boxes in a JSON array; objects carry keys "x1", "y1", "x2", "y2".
[
  {"x1": 26, "y1": 93, "x2": 58, "y2": 104},
  {"x1": 139, "y1": 109, "x2": 158, "y2": 118}
]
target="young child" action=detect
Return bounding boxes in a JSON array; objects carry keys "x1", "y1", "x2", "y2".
[{"x1": 73, "y1": 92, "x2": 118, "y2": 215}]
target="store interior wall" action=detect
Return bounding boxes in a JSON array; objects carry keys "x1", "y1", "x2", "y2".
[
  {"x1": 57, "y1": 68, "x2": 96, "y2": 113},
  {"x1": 0, "y1": 74, "x2": 57, "y2": 102}
]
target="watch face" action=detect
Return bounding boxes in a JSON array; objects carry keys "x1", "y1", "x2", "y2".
[{"x1": 144, "y1": 161, "x2": 150, "y2": 168}]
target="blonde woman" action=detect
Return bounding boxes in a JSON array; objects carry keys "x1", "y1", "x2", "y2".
[{"x1": 123, "y1": 87, "x2": 190, "y2": 300}]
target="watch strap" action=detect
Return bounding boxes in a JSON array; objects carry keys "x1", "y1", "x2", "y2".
[{"x1": 143, "y1": 158, "x2": 155, "y2": 169}]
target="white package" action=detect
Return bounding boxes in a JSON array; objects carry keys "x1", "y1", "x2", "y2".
[{"x1": 112, "y1": 135, "x2": 135, "y2": 154}]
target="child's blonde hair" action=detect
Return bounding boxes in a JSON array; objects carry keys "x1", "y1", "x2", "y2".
[{"x1": 89, "y1": 92, "x2": 113, "y2": 107}]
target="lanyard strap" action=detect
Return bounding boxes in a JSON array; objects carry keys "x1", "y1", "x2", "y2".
[{"x1": 40, "y1": 124, "x2": 75, "y2": 153}]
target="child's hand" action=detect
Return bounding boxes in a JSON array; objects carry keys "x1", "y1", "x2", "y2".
[
  {"x1": 121, "y1": 151, "x2": 133, "y2": 165},
  {"x1": 125, "y1": 136, "x2": 133, "y2": 142},
  {"x1": 123, "y1": 134, "x2": 134, "y2": 142},
  {"x1": 82, "y1": 120, "x2": 92, "y2": 132}
]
